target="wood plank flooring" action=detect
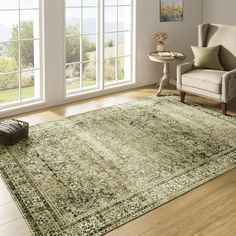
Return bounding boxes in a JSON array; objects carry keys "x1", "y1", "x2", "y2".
[{"x1": 1, "y1": 85, "x2": 236, "y2": 236}]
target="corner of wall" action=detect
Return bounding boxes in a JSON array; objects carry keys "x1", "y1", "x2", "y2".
[{"x1": 202, "y1": 0, "x2": 204, "y2": 23}]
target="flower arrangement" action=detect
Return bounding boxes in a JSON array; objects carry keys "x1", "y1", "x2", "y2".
[{"x1": 154, "y1": 32, "x2": 168, "y2": 45}]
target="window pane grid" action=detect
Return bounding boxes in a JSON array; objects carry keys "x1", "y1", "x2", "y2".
[
  {"x1": 104, "y1": 1, "x2": 133, "y2": 85},
  {"x1": 66, "y1": 6, "x2": 98, "y2": 9},
  {"x1": 102, "y1": 55, "x2": 131, "y2": 60},
  {"x1": 66, "y1": 0, "x2": 98, "y2": 93},
  {"x1": 65, "y1": 0, "x2": 134, "y2": 95},
  {"x1": 18, "y1": 0, "x2": 22, "y2": 102},
  {"x1": 66, "y1": 59, "x2": 97, "y2": 65},
  {"x1": 79, "y1": 4, "x2": 83, "y2": 90},
  {"x1": 0, "y1": 8, "x2": 39, "y2": 12},
  {"x1": 0, "y1": 0, "x2": 41, "y2": 106},
  {"x1": 66, "y1": 33, "x2": 98, "y2": 37},
  {"x1": 0, "y1": 68, "x2": 40, "y2": 76},
  {"x1": 0, "y1": 38, "x2": 40, "y2": 43},
  {"x1": 115, "y1": 3, "x2": 119, "y2": 83},
  {"x1": 104, "y1": 29, "x2": 131, "y2": 34},
  {"x1": 104, "y1": 5, "x2": 131, "y2": 6}
]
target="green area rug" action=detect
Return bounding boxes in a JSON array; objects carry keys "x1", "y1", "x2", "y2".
[{"x1": 1, "y1": 96, "x2": 236, "y2": 236}]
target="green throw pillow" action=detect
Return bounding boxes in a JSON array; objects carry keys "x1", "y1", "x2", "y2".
[{"x1": 191, "y1": 45, "x2": 224, "y2": 70}]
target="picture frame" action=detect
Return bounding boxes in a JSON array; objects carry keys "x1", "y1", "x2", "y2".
[{"x1": 160, "y1": 0, "x2": 184, "y2": 22}]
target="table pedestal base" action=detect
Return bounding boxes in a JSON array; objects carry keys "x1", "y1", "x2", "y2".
[{"x1": 156, "y1": 62, "x2": 170, "y2": 96}]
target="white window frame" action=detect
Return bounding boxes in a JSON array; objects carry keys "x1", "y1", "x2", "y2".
[
  {"x1": 103, "y1": 0, "x2": 134, "y2": 89},
  {"x1": 65, "y1": 0, "x2": 136, "y2": 98},
  {"x1": 0, "y1": 0, "x2": 136, "y2": 118},
  {"x1": 64, "y1": 1, "x2": 100, "y2": 97},
  {"x1": 0, "y1": 0, "x2": 44, "y2": 111}
]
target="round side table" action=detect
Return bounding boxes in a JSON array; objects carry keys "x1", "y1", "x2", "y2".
[{"x1": 148, "y1": 51, "x2": 186, "y2": 96}]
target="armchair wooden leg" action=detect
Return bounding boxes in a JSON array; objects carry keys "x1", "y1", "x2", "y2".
[
  {"x1": 222, "y1": 103, "x2": 228, "y2": 115},
  {"x1": 180, "y1": 92, "x2": 186, "y2": 103}
]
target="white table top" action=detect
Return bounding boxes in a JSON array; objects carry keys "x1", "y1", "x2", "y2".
[{"x1": 148, "y1": 51, "x2": 186, "y2": 63}]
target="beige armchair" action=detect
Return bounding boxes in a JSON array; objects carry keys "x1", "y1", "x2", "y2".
[{"x1": 177, "y1": 24, "x2": 236, "y2": 115}]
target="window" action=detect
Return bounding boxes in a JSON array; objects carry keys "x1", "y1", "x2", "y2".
[
  {"x1": 65, "y1": 0, "x2": 134, "y2": 96},
  {"x1": 0, "y1": 0, "x2": 42, "y2": 107},
  {"x1": 65, "y1": 0, "x2": 98, "y2": 94},
  {"x1": 104, "y1": 0, "x2": 132, "y2": 86},
  {"x1": 0, "y1": 1, "x2": 135, "y2": 116}
]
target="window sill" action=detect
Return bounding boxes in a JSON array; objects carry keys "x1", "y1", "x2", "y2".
[
  {"x1": 65, "y1": 81, "x2": 136, "y2": 103},
  {"x1": 0, "y1": 99, "x2": 46, "y2": 119}
]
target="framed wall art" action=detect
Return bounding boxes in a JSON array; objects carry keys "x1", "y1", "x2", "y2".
[{"x1": 160, "y1": 0, "x2": 184, "y2": 22}]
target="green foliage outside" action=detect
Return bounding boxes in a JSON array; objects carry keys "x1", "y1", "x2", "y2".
[
  {"x1": 0, "y1": 21, "x2": 35, "y2": 91},
  {"x1": 0, "y1": 80, "x2": 98, "y2": 104},
  {"x1": 0, "y1": 86, "x2": 34, "y2": 104},
  {"x1": 0, "y1": 59, "x2": 18, "y2": 89},
  {"x1": 105, "y1": 40, "x2": 114, "y2": 48},
  {"x1": 0, "y1": 21, "x2": 126, "y2": 104},
  {"x1": 83, "y1": 62, "x2": 96, "y2": 82},
  {"x1": 66, "y1": 25, "x2": 96, "y2": 64},
  {"x1": 65, "y1": 24, "x2": 97, "y2": 84},
  {"x1": 65, "y1": 24, "x2": 125, "y2": 87},
  {"x1": 7, "y1": 21, "x2": 34, "y2": 68},
  {"x1": 104, "y1": 58, "x2": 125, "y2": 82}
]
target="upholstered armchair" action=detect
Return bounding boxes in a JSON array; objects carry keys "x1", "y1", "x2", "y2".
[{"x1": 177, "y1": 24, "x2": 236, "y2": 115}]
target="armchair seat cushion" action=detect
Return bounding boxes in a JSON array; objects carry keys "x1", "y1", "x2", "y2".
[{"x1": 182, "y1": 69, "x2": 226, "y2": 94}]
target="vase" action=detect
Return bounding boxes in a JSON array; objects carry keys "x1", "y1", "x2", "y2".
[{"x1": 157, "y1": 43, "x2": 165, "y2": 52}]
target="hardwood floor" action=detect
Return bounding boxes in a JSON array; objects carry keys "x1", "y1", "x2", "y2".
[{"x1": 1, "y1": 85, "x2": 236, "y2": 236}]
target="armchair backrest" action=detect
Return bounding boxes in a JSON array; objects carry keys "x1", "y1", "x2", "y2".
[{"x1": 198, "y1": 24, "x2": 236, "y2": 71}]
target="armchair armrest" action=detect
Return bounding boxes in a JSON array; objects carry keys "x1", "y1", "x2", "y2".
[
  {"x1": 177, "y1": 61, "x2": 194, "y2": 91},
  {"x1": 222, "y1": 68, "x2": 236, "y2": 103}
]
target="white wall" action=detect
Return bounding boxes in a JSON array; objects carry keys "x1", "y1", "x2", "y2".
[
  {"x1": 203, "y1": 0, "x2": 236, "y2": 25},
  {"x1": 136, "y1": 0, "x2": 203, "y2": 86},
  {"x1": 44, "y1": 0, "x2": 65, "y2": 107}
]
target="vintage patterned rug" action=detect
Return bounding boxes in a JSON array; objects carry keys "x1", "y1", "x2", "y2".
[{"x1": 0, "y1": 96, "x2": 236, "y2": 236}]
